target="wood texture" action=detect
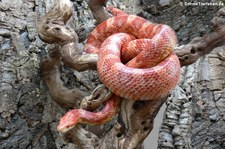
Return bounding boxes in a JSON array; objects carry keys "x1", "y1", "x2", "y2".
[{"x1": 0, "y1": 0, "x2": 224, "y2": 149}]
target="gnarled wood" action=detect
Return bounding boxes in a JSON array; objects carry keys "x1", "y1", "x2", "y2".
[
  {"x1": 38, "y1": 0, "x2": 225, "y2": 148},
  {"x1": 175, "y1": 27, "x2": 225, "y2": 66},
  {"x1": 40, "y1": 46, "x2": 88, "y2": 108}
]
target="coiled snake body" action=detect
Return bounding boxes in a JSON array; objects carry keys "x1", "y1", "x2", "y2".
[{"x1": 57, "y1": 8, "x2": 180, "y2": 132}]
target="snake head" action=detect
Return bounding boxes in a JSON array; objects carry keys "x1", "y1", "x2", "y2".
[{"x1": 57, "y1": 109, "x2": 80, "y2": 133}]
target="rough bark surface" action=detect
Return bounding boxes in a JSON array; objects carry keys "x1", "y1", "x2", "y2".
[
  {"x1": 0, "y1": 0, "x2": 224, "y2": 149},
  {"x1": 133, "y1": 1, "x2": 225, "y2": 149}
]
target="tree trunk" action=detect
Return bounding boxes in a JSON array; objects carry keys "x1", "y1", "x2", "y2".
[{"x1": 0, "y1": 0, "x2": 224, "y2": 149}]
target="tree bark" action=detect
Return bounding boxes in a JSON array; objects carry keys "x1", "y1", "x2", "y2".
[{"x1": 0, "y1": 0, "x2": 224, "y2": 149}]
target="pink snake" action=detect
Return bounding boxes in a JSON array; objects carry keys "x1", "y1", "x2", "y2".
[{"x1": 57, "y1": 7, "x2": 180, "y2": 133}]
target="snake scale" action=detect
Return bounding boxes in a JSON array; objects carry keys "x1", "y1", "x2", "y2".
[{"x1": 57, "y1": 7, "x2": 180, "y2": 133}]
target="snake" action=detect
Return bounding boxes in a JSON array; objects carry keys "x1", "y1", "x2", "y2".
[{"x1": 57, "y1": 7, "x2": 180, "y2": 133}]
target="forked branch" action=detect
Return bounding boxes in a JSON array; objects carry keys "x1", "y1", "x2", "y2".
[{"x1": 38, "y1": 0, "x2": 225, "y2": 148}]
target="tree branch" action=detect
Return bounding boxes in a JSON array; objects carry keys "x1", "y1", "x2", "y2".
[
  {"x1": 175, "y1": 28, "x2": 225, "y2": 66},
  {"x1": 38, "y1": 0, "x2": 99, "y2": 71},
  {"x1": 63, "y1": 126, "x2": 100, "y2": 149},
  {"x1": 38, "y1": 0, "x2": 225, "y2": 148},
  {"x1": 61, "y1": 43, "x2": 98, "y2": 71},
  {"x1": 40, "y1": 46, "x2": 88, "y2": 108},
  {"x1": 175, "y1": 7, "x2": 225, "y2": 66},
  {"x1": 38, "y1": 0, "x2": 76, "y2": 45},
  {"x1": 88, "y1": 0, "x2": 111, "y2": 24}
]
